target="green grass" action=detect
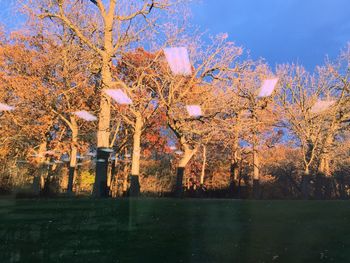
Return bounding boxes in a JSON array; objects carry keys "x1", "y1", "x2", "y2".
[{"x1": 1, "y1": 198, "x2": 350, "y2": 263}]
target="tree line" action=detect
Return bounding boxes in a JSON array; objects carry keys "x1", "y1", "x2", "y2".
[{"x1": 0, "y1": 0, "x2": 349, "y2": 199}]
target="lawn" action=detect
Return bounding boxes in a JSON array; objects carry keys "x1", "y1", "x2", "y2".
[{"x1": 1, "y1": 198, "x2": 350, "y2": 263}]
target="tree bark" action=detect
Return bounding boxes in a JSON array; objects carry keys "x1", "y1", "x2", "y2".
[
  {"x1": 324, "y1": 176, "x2": 334, "y2": 200},
  {"x1": 109, "y1": 155, "x2": 117, "y2": 197},
  {"x1": 302, "y1": 140, "x2": 315, "y2": 200},
  {"x1": 314, "y1": 174, "x2": 323, "y2": 200},
  {"x1": 200, "y1": 145, "x2": 207, "y2": 186},
  {"x1": 338, "y1": 175, "x2": 347, "y2": 200},
  {"x1": 252, "y1": 143, "x2": 260, "y2": 199},
  {"x1": 67, "y1": 117, "x2": 78, "y2": 194},
  {"x1": 129, "y1": 114, "x2": 142, "y2": 196},
  {"x1": 94, "y1": 148, "x2": 110, "y2": 198},
  {"x1": 93, "y1": 53, "x2": 112, "y2": 198},
  {"x1": 122, "y1": 162, "x2": 129, "y2": 196},
  {"x1": 33, "y1": 141, "x2": 47, "y2": 195},
  {"x1": 301, "y1": 167, "x2": 311, "y2": 199},
  {"x1": 318, "y1": 153, "x2": 333, "y2": 199},
  {"x1": 122, "y1": 132, "x2": 130, "y2": 196},
  {"x1": 93, "y1": 10, "x2": 115, "y2": 197},
  {"x1": 67, "y1": 166, "x2": 76, "y2": 193},
  {"x1": 175, "y1": 143, "x2": 197, "y2": 197},
  {"x1": 175, "y1": 167, "x2": 185, "y2": 197},
  {"x1": 229, "y1": 129, "x2": 240, "y2": 195}
]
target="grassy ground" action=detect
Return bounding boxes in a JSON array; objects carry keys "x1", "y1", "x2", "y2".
[{"x1": 1, "y1": 198, "x2": 350, "y2": 263}]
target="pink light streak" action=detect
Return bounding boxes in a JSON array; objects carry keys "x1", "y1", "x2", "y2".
[
  {"x1": 0, "y1": 102, "x2": 15, "y2": 111},
  {"x1": 74, "y1": 110, "x2": 97, "y2": 121},
  {"x1": 310, "y1": 100, "x2": 336, "y2": 114},
  {"x1": 186, "y1": 105, "x2": 202, "y2": 117},
  {"x1": 258, "y1": 78, "x2": 279, "y2": 97},
  {"x1": 104, "y1": 89, "x2": 132, "y2": 105},
  {"x1": 164, "y1": 47, "x2": 192, "y2": 76}
]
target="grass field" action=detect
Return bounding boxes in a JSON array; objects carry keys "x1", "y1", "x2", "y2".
[{"x1": 1, "y1": 198, "x2": 350, "y2": 263}]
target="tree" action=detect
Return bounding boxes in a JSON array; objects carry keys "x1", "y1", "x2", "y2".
[
  {"x1": 46, "y1": 27, "x2": 97, "y2": 195},
  {"x1": 33, "y1": 0, "x2": 175, "y2": 197},
  {"x1": 0, "y1": 30, "x2": 62, "y2": 193},
  {"x1": 277, "y1": 61, "x2": 349, "y2": 199},
  {"x1": 224, "y1": 60, "x2": 278, "y2": 198},
  {"x1": 157, "y1": 34, "x2": 242, "y2": 196}
]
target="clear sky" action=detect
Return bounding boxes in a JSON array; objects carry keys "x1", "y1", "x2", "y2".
[
  {"x1": 190, "y1": 0, "x2": 350, "y2": 70},
  {"x1": 1, "y1": 0, "x2": 350, "y2": 70},
  {"x1": 0, "y1": 1, "x2": 18, "y2": 25}
]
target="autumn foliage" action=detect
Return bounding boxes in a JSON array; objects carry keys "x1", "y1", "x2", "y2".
[{"x1": 0, "y1": 1, "x2": 349, "y2": 199}]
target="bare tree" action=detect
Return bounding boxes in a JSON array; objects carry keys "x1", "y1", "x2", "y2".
[
  {"x1": 277, "y1": 61, "x2": 349, "y2": 199},
  {"x1": 157, "y1": 33, "x2": 242, "y2": 196}
]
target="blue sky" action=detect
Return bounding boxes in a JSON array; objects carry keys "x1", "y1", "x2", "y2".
[
  {"x1": 1, "y1": 0, "x2": 350, "y2": 70},
  {"x1": 190, "y1": 0, "x2": 350, "y2": 70},
  {"x1": 0, "y1": 1, "x2": 19, "y2": 26}
]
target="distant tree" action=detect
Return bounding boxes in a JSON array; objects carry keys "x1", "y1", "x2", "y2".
[
  {"x1": 226, "y1": 60, "x2": 278, "y2": 198},
  {"x1": 277, "y1": 60, "x2": 349, "y2": 199},
  {"x1": 114, "y1": 48, "x2": 163, "y2": 196},
  {"x1": 157, "y1": 34, "x2": 242, "y2": 196}
]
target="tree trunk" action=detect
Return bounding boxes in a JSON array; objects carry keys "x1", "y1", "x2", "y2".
[
  {"x1": 200, "y1": 145, "x2": 207, "y2": 186},
  {"x1": 314, "y1": 174, "x2": 323, "y2": 200},
  {"x1": 93, "y1": 11, "x2": 115, "y2": 197},
  {"x1": 107, "y1": 164, "x2": 111, "y2": 188},
  {"x1": 129, "y1": 115, "x2": 142, "y2": 197},
  {"x1": 252, "y1": 144, "x2": 260, "y2": 199},
  {"x1": 42, "y1": 161, "x2": 59, "y2": 197},
  {"x1": 111, "y1": 157, "x2": 117, "y2": 185},
  {"x1": 319, "y1": 135, "x2": 332, "y2": 177},
  {"x1": 318, "y1": 154, "x2": 333, "y2": 199},
  {"x1": 109, "y1": 155, "x2": 117, "y2": 197},
  {"x1": 122, "y1": 163, "x2": 129, "y2": 196},
  {"x1": 94, "y1": 54, "x2": 112, "y2": 198},
  {"x1": 251, "y1": 111, "x2": 260, "y2": 199},
  {"x1": 67, "y1": 164, "x2": 76, "y2": 194},
  {"x1": 229, "y1": 129, "x2": 240, "y2": 195},
  {"x1": 175, "y1": 167, "x2": 185, "y2": 197},
  {"x1": 122, "y1": 133, "x2": 130, "y2": 196},
  {"x1": 318, "y1": 156, "x2": 331, "y2": 177},
  {"x1": 301, "y1": 167, "x2": 310, "y2": 199},
  {"x1": 67, "y1": 117, "x2": 78, "y2": 195},
  {"x1": 33, "y1": 141, "x2": 47, "y2": 195},
  {"x1": 94, "y1": 148, "x2": 110, "y2": 198},
  {"x1": 324, "y1": 177, "x2": 334, "y2": 200},
  {"x1": 175, "y1": 143, "x2": 197, "y2": 197},
  {"x1": 338, "y1": 175, "x2": 347, "y2": 200}
]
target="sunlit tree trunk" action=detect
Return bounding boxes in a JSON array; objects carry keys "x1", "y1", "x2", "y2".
[
  {"x1": 175, "y1": 142, "x2": 197, "y2": 197},
  {"x1": 130, "y1": 114, "x2": 142, "y2": 196},
  {"x1": 67, "y1": 117, "x2": 78, "y2": 194},
  {"x1": 93, "y1": 7, "x2": 116, "y2": 197},
  {"x1": 94, "y1": 53, "x2": 112, "y2": 198},
  {"x1": 33, "y1": 141, "x2": 47, "y2": 195},
  {"x1": 251, "y1": 110, "x2": 260, "y2": 199},
  {"x1": 122, "y1": 134, "x2": 130, "y2": 196},
  {"x1": 301, "y1": 166, "x2": 311, "y2": 199},
  {"x1": 200, "y1": 145, "x2": 207, "y2": 186},
  {"x1": 252, "y1": 143, "x2": 260, "y2": 199},
  {"x1": 302, "y1": 140, "x2": 314, "y2": 199},
  {"x1": 230, "y1": 128, "x2": 240, "y2": 195},
  {"x1": 122, "y1": 165, "x2": 130, "y2": 196},
  {"x1": 323, "y1": 156, "x2": 333, "y2": 199},
  {"x1": 318, "y1": 135, "x2": 333, "y2": 199},
  {"x1": 318, "y1": 136, "x2": 332, "y2": 178}
]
